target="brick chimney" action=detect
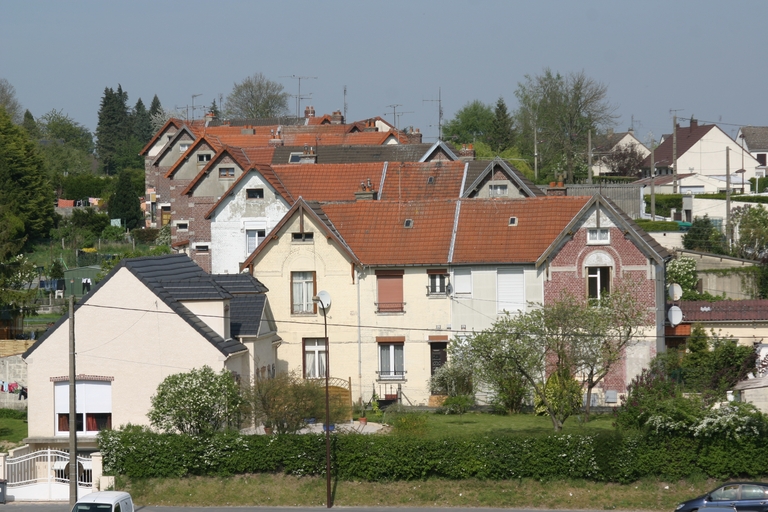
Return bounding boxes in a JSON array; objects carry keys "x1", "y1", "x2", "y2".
[
  {"x1": 689, "y1": 117, "x2": 698, "y2": 132},
  {"x1": 299, "y1": 145, "x2": 317, "y2": 164},
  {"x1": 458, "y1": 143, "x2": 475, "y2": 162},
  {"x1": 406, "y1": 127, "x2": 422, "y2": 144},
  {"x1": 331, "y1": 110, "x2": 344, "y2": 124},
  {"x1": 364, "y1": 119, "x2": 378, "y2": 132},
  {"x1": 546, "y1": 181, "x2": 567, "y2": 196},
  {"x1": 304, "y1": 105, "x2": 315, "y2": 118},
  {"x1": 354, "y1": 178, "x2": 377, "y2": 200}
]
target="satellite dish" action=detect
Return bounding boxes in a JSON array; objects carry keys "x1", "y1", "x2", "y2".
[
  {"x1": 668, "y1": 283, "x2": 683, "y2": 301},
  {"x1": 668, "y1": 306, "x2": 683, "y2": 327},
  {"x1": 315, "y1": 290, "x2": 331, "y2": 310}
]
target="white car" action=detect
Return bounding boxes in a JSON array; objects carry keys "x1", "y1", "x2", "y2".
[{"x1": 72, "y1": 491, "x2": 134, "y2": 512}]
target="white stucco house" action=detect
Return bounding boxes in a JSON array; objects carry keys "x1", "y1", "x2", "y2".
[{"x1": 22, "y1": 254, "x2": 278, "y2": 452}]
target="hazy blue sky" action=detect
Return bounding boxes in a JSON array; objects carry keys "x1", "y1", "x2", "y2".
[{"x1": 2, "y1": 0, "x2": 766, "y2": 145}]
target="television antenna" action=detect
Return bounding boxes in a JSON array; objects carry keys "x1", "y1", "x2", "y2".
[
  {"x1": 281, "y1": 75, "x2": 317, "y2": 118},
  {"x1": 423, "y1": 87, "x2": 443, "y2": 140}
]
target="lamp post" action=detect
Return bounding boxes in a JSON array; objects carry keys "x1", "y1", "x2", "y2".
[{"x1": 313, "y1": 291, "x2": 332, "y2": 508}]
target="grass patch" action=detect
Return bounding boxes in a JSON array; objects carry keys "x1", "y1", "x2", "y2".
[
  {"x1": 121, "y1": 474, "x2": 718, "y2": 510},
  {"x1": 0, "y1": 411, "x2": 28, "y2": 450}
]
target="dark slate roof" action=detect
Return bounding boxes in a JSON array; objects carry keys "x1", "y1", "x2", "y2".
[
  {"x1": 271, "y1": 144, "x2": 437, "y2": 164},
  {"x1": 641, "y1": 121, "x2": 718, "y2": 168},
  {"x1": 229, "y1": 294, "x2": 267, "y2": 338},
  {"x1": 24, "y1": 254, "x2": 248, "y2": 359},
  {"x1": 156, "y1": 278, "x2": 232, "y2": 301},
  {"x1": 212, "y1": 273, "x2": 269, "y2": 294},
  {"x1": 464, "y1": 158, "x2": 545, "y2": 197},
  {"x1": 741, "y1": 126, "x2": 768, "y2": 152}
]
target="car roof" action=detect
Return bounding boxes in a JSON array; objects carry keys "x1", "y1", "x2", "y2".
[{"x1": 76, "y1": 492, "x2": 132, "y2": 504}]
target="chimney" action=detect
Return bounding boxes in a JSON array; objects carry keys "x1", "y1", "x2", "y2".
[
  {"x1": 689, "y1": 117, "x2": 698, "y2": 131},
  {"x1": 331, "y1": 110, "x2": 344, "y2": 124},
  {"x1": 299, "y1": 145, "x2": 317, "y2": 164},
  {"x1": 458, "y1": 143, "x2": 475, "y2": 162},
  {"x1": 304, "y1": 105, "x2": 315, "y2": 118},
  {"x1": 546, "y1": 181, "x2": 567, "y2": 196},
  {"x1": 204, "y1": 111, "x2": 214, "y2": 127},
  {"x1": 354, "y1": 178, "x2": 377, "y2": 200},
  {"x1": 407, "y1": 127, "x2": 423, "y2": 144},
  {"x1": 364, "y1": 118, "x2": 378, "y2": 132},
  {"x1": 268, "y1": 127, "x2": 283, "y2": 147}
]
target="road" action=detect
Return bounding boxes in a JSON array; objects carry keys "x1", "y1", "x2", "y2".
[{"x1": 2, "y1": 506, "x2": 627, "y2": 512}]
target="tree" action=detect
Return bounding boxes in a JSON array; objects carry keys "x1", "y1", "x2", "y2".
[
  {"x1": 148, "y1": 94, "x2": 162, "y2": 118},
  {"x1": 21, "y1": 110, "x2": 40, "y2": 139},
  {"x1": 0, "y1": 78, "x2": 22, "y2": 124},
  {"x1": 208, "y1": 99, "x2": 221, "y2": 120},
  {"x1": 0, "y1": 107, "x2": 55, "y2": 244},
  {"x1": 487, "y1": 97, "x2": 515, "y2": 153},
  {"x1": 96, "y1": 85, "x2": 131, "y2": 174},
  {"x1": 108, "y1": 170, "x2": 143, "y2": 229},
  {"x1": 39, "y1": 109, "x2": 94, "y2": 154},
  {"x1": 225, "y1": 73, "x2": 289, "y2": 119},
  {"x1": 148, "y1": 366, "x2": 243, "y2": 435},
  {"x1": 682, "y1": 215, "x2": 727, "y2": 254},
  {"x1": 131, "y1": 98, "x2": 153, "y2": 146},
  {"x1": 732, "y1": 204, "x2": 768, "y2": 260},
  {"x1": 514, "y1": 68, "x2": 618, "y2": 183},
  {"x1": 600, "y1": 143, "x2": 646, "y2": 176},
  {"x1": 443, "y1": 100, "x2": 494, "y2": 144}
]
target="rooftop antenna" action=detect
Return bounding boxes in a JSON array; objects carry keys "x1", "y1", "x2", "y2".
[
  {"x1": 281, "y1": 75, "x2": 317, "y2": 119},
  {"x1": 343, "y1": 85, "x2": 348, "y2": 122},
  {"x1": 191, "y1": 94, "x2": 202, "y2": 121},
  {"x1": 385, "y1": 104, "x2": 409, "y2": 131},
  {"x1": 423, "y1": 87, "x2": 443, "y2": 140}
]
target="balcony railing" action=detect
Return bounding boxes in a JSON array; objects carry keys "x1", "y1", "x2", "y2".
[{"x1": 377, "y1": 369, "x2": 406, "y2": 380}]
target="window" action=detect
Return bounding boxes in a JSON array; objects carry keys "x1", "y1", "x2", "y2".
[
  {"x1": 198, "y1": 153, "x2": 212, "y2": 163},
  {"x1": 246, "y1": 229, "x2": 265, "y2": 254},
  {"x1": 427, "y1": 269, "x2": 447, "y2": 295},
  {"x1": 376, "y1": 270, "x2": 404, "y2": 312},
  {"x1": 587, "y1": 228, "x2": 610, "y2": 244},
  {"x1": 587, "y1": 266, "x2": 611, "y2": 299},
  {"x1": 303, "y1": 338, "x2": 326, "y2": 378},
  {"x1": 292, "y1": 232, "x2": 314, "y2": 242},
  {"x1": 453, "y1": 268, "x2": 472, "y2": 296},
  {"x1": 288, "y1": 152, "x2": 303, "y2": 163},
  {"x1": 497, "y1": 268, "x2": 525, "y2": 313},
  {"x1": 378, "y1": 338, "x2": 404, "y2": 379},
  {"x1": 757, "y1": 153, "x2": 767, "y2": 166},
  {"x1": 291, "y1": 271, "x2": 316, "y2": 314},
  {"x1": 489, "y1": 184, "x2": 508, "y2": 197},
  {"x1": 55, "y1": 380, "x2": 112, "y2": 435},
  {"x1": 179, "y1": 143, "x2": 190, "y2": 152},
  {"x1": 195, "y1": 244, "x2": 209, "y2": 252},
  {"x1": 246, "y1": 188, "x2": 264, "y2": 199},
  {"x1": 429, "y1": 339, "x2": 448, "y2": 377},
  {"x1": 741, "y1": 485, "x2": 768, "y2": 500},
  {"x1": 219, "y1": 167, "x2": 235, "y2": 179},
  {"x1": 175, "y1": 222, "x2": 188, "y2": 231},
  {"x1": 710, "y1": 484, "x2": 740, "y2": 502}
]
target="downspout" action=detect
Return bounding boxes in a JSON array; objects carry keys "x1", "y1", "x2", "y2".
[{"x1": 356, "y1": 266, "x2": 363, "y2": 402}]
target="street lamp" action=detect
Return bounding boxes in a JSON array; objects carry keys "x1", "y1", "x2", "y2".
[{"x1": 313, "y1": 290, "x2": 332, "y2": 508}]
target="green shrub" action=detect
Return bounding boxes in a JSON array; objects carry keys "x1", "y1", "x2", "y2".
[
  {"x1": 131, "y1": 227, "x2": 160, "y2": 245},
  {"x1": 101, "y1": 225, "x2": 125, "y2": 242},
  {"x1": 438, "y1": 395, "x2": 474, "y2": 415},
  {"x1": 634, "y1": 219, "x2": 681, "y2": 232},
  {"x1": 0, "y1": 408, "x2": 26, "y2": 420}
]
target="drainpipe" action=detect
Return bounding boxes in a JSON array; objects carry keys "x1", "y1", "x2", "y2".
[{"x1": 356, "y1": 267, "x2": 363, "y2": 403}]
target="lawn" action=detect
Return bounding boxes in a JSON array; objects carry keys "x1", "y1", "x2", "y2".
[{"x1": 0, "y1": 410, "x2": 28, "y2": 450}]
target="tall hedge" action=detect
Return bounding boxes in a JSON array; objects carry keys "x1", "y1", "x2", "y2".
[{"x1": 98, "y1": 428, "x2": 768, "y2": 483}]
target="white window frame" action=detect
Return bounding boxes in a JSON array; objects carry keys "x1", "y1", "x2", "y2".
[
  {"x1": 453, "y1": 268, "x2": 472, "y2": 296},
  {"x1": 379, "y1": 343, "x2": 404, "y2": 380},
  {"x1": 292, "y1": 271, "x2": 315, "y2": 314},
  {"x1": 587, "y1": 266, "x2": 611, "y2": 300},
  {"x1": 304, "y1": 338, "x2": 327, "y2": 379},
  {"x1": 179, "y1": 143, "x2": 190, "y2": 152},
  {"x1": 245, "y1": 229, "x2": 265, "y2": 254},
  {"x1": 198, "y1": 153, "x2": 212, "y2": 163},
  {"x1": 428, "y1": 274, "x2": 446, "y2": 295},
  {"x1": 497, "y1": 268, "x2": 525, "y2": 314},
  {"x1": 54, "y1": 381, "x2": 112, "y2": 435},
  {"x1": 587, "y1": 228, "x2": 610, "y2": 245},
  {"x1": 489, "y1": 183, "x2": 508, "y2": 197}
]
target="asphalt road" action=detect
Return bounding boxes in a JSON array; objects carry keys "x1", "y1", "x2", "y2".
[{"x1": 1, "y1": 506, "x2": 625, "y2": 512}]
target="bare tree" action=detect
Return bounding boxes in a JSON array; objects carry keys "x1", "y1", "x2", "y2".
[
  {"x1": 600, "y1": 143, "x2": 646, "y2": 177},
  {"x1": 515, "y1": 69, "x2": 618, "y2": 183},
  {"x1": 0, "y1": 78, "x2": 22, "y2": 124},
  {"x1": 225, "y1": 73, "x2": 289, "y2": 119}
]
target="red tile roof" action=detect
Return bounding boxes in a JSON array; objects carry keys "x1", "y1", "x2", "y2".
[
  {"x1": 451, "y1": 197, "x2": 590, "y2": 263},
  {"x1": 205, "y1": 164, "x2": 292, "y2": 219},
  {"x1": 271, "y1": 163, "x2": 386, "y2": 201},
  {"x1": 379, "y1": 161, "x2": 466, "y2": 201}
]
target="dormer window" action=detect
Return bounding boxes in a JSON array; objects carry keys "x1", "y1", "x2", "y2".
[{"x1": 587, "y1": 228, "x2": 610, "y2": 245}]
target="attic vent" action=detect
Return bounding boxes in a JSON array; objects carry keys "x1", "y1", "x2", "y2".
[
  {"x1": 508, "y1": 217, "x2": 518, "y2": 226},
  {"x1": 427, "y1": 176, "x2": 435, "y2": 185},
  {"x1": 404, "y1": 219, "x2": 414, "y2": 228}
]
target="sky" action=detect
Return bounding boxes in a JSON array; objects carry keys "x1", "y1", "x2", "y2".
[{"x1": 2, "y1": 0, "x2": 767, "y2": 147}]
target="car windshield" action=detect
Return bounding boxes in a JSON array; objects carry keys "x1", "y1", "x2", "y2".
[{"x1": 72, "y1": 503, "x2": 113, "y2": 512}]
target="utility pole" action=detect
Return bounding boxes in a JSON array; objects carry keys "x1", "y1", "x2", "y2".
[
  {"x1": 726, "y1": 146, "x2": 732, "y2": 246},
  {"x1": 423, "y1": 87, "x2": 443, "y2": 140},
  {"x1": 533, "y1": 118, "x2": 538, "y2": 181},
  {"x1": 343, "y1": 85, "x2": 348, "y2": 122},
  {"x1": 671, "y1": 111, "x2": 682, "y2": 194},
  {"x1": 281, "y1": 75, "x2": 317, "y2": 119},
  {"x1": 68, "y1": 295, "x2": 78, "y2": 507},
  {"x1": 650, "y1": 137, "x2": 656, "y2": 220},
  {"x1": 587, "y1": 130, "x2": 593, "y2": 185}
]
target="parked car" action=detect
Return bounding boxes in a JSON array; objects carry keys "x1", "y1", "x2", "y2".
[
  {"x1": 676, "y1": 482, "x2": 768, "y2": 512},
  {"x1": 72, "y1": 491, "x2": 134, "y2": 512}
]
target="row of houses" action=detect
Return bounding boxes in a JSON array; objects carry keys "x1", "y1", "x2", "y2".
[{"x1": 21, "y1": 109, "x2": 674, "y2": 454}]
